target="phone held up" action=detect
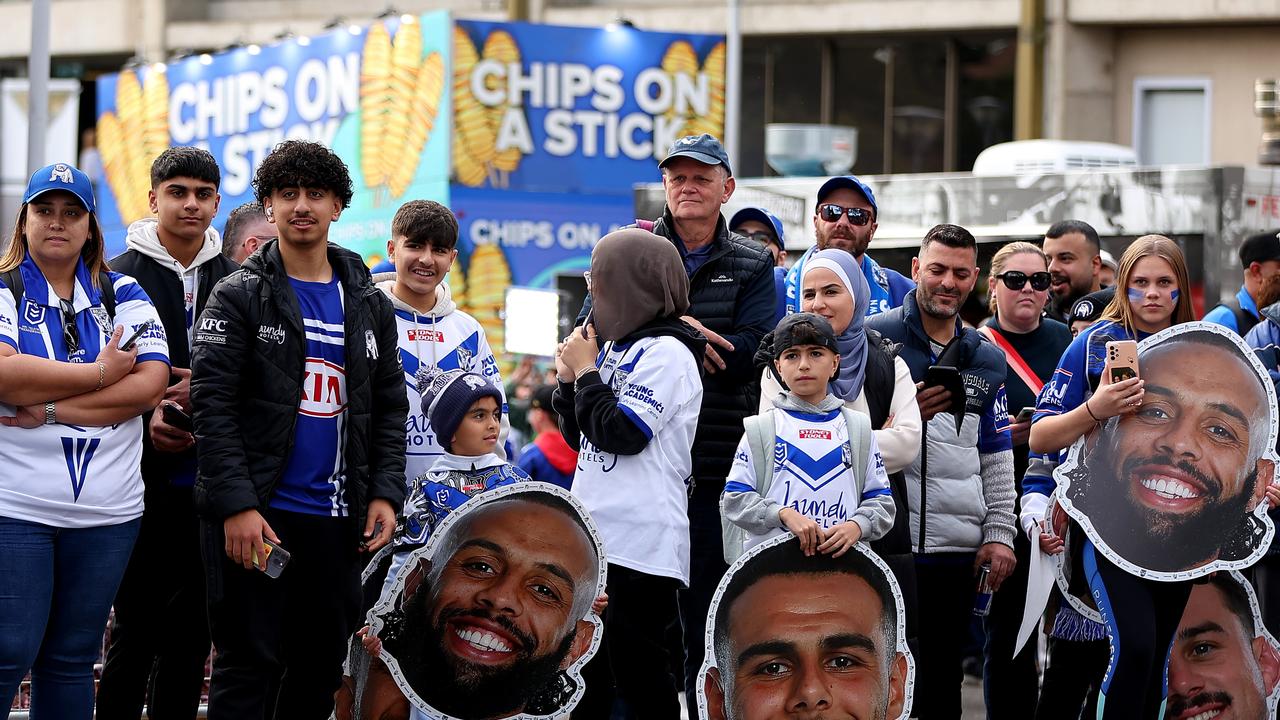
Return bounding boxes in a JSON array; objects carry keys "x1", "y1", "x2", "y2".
[{"x1": 1105, "y1": 340, "x2": 1139, "y2": 384}]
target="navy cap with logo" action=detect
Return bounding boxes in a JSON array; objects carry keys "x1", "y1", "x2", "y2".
[
  {"x1": 24, "y1": 163, "x2": 95, "y2": 214},
  {"x1": 1070, "y1": 287, "x2": 1114, "y2": 325},
  {"x1": 729, "y1": 207, "x2": 786, "y2": 250},
  {"x1": 659, "y1": 134, "x2": 733, "y2": 177},
  {"x1": 1239, "y1": 230, "x2": 1280, "y2": 269},
  {"x1": 772, "y1": 312, "x2": 839, "y2": 358},
  {"x1": 816, "y1": 175, "x2": 878, "y2": 218}
]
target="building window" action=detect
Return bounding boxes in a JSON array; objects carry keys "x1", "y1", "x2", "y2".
[{"x1": 1133, "y1": 77, "x2": 1211, "y2": 165}]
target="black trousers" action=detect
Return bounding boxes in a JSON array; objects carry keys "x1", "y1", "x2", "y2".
[
  {"x1": 981, "y1": 532, "x2": 1039, "y2": 719},
  {"x1": 1084, "y1": 541, "x2": 1191, "y2": 720},
  {"x1": 913, "y1": 554, "x2": 977, "y2": 720},
  {"x1": 678, "y1": 486, "x2": 729, "y2": 713},
  {"x1": 202, "y1": 509, "x2": 360, "y2": 720},
  {"x1": 574, "y1": 564, "x2": 682, "y2": 719},
  {"x1": 1035, "y1": 635, "x2": 1109, "y2": 720},
  {"x1": 96, "y1": 484, "x2": 211, "y2": 720}
]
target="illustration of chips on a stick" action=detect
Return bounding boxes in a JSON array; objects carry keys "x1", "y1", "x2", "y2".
[
  {"x1": 96, "y1": 67, "x2": 171, "y2": 224},
  {"x1": 451, "y1": 27, "x2": 528, "y2": 187},
  {"x1": 358, "y1": 18, "x2": 445, "y2": 201},
  {"x1": 660, "y1": 40, "x2": 726, "y2": 140},
  {"x1": 465, "y1": 244, "x2": 513, "y2": 374},
  {"x1": 481, "y1": 31, "x2": 523, "y2": 176}
]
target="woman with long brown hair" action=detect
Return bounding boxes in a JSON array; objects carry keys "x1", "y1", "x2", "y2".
[
  {"x1": 0, "y1": 164, "x2": 168, "y2": 717},
  {"x1": 1028, "y1": 235, "x2": 1196, "y2": 719}
]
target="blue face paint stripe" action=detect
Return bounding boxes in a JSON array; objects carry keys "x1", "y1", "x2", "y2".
[{"x1": 1127, "y1": 288, "x2": 1145, "y2": 302}]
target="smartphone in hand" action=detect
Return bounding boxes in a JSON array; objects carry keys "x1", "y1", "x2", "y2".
[
  {"x1": 253, "y1": 539, "x2": 291, "y2": 579},
  {"x1": 119, "y1": 320, "x2": 156, "y2": 351},
  {"x1": 161, "y1": 402, "x2": 193, "y2": 433},
  {"x1": 1105, "y1": 340, "x2": 1139, "y2": 383}
]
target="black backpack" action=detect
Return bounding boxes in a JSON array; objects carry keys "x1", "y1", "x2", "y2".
[
  {"x1": 1224, "y1": 295, "x2": 1261, "y2": 336},
  {"x1": 1, "y1": 267, "x2": 116, "y2": 320}
]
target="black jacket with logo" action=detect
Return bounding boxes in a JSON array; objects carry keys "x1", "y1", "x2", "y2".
[
  {"x1": 110, "y1": 249, "x2": 239, "y2": 494},
  {"x1": 190, "y1": 240, "x2": 408, "y2": 529},
  {"x1": 579, "y1": 208, "x2": 776, "y2": 502}
]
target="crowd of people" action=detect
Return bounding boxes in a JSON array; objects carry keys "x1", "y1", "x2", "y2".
[{"x1": 2, "y1": 129, "x2": 1280, "y2": 720}]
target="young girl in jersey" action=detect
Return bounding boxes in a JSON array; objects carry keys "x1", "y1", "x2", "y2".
[
  {"x1": 0, "y1": 164, "x2": 170, "y2": 716},
  {"x1": 1029, "y1": 235, "x2": 1196, "y2": 720},
  {"x1": 553, "y1": 227, "x2": 706, "y2": 718},
  {"x1": 724, "y1": 312, "x2": 895, "y2": 559}
]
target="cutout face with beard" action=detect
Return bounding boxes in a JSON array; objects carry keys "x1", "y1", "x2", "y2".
[
  {"x1": 1069, "y1": 338, "x2": 1274, "y2": 573},
  {"x1": 378, "y1": 497, "x2": 600, "y2": 719}
]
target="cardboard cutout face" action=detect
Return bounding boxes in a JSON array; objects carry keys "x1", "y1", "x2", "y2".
[
  {"x1": 1056, "y1": 323, "x2": 1278, "y2": 581},
  {"x1": 696, "y1": 534, "x2": 915, "y2": 720},
  {"x1": 337, "y1": 484, "x2": 606, "y2": 720},
  {"x1": 1165, "y1": 571, "x2": 1280, "y2": 720}
]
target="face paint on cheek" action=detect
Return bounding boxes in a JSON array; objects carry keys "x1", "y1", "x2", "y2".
[
  {"x1": 1170, "y1": 289, "x2": 1180, "y2": 302},
  {"x1": 1128, "y1": 288, "x2": 1145, "y2": 302}
]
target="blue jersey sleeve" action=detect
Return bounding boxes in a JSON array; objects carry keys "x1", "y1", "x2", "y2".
[
  {"x1": 978, "y1": 383, "x2": 1013, "y2": 454},
  {"x1": 1034, "y1": 331, "x2": 1090, "y2": 421}
]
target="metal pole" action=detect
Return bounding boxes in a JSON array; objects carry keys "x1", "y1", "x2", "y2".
[
  {"x1": 28, "y1": 0, "x2": 52, "y2": 174},
  {"x1": 725, "y1": 0, "x2": 741, "y2": 169}
]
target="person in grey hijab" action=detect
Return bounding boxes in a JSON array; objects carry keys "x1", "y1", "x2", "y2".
[{"x1": 553, "y1": 228, "x2": 708, "y2": 718}]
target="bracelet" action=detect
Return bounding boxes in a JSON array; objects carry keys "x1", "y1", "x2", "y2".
[
  {"x1": 1084, "y1": 398, "x2": 1101, "y2": 422},
  {"x1": 96, "y1": 361, "x2": 106, "y2": 390},
  {"x1": 574, "y1": 366, "x2": 598, "y2": 382}
]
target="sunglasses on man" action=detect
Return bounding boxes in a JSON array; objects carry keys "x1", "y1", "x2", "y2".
[
  {"x1": 996, "y1": 270, "x2": 1052, "y2": 292},
  {"x1": 817, "y1": 204, "x2": 873, "y2": 226}
]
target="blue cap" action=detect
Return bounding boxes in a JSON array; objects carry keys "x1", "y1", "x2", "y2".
[
  {"x1": 24, "y1": 163, "x2": 95, "y2": 214},
  {"x1": 729, "y1": 207, "x2": 785, "y2": 250},
  {"x1": 816, "y1": 176, "x2": 877, "y2": 218},
  {"x1": 660, "y1": 134, "x2": 733, "y2": 177}
]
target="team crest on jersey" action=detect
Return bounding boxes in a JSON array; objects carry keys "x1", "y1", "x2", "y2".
[
  {"x1": 773, "y1": 439, "x2": 787, "y2": 472},
  {"x1": 50, "y1": 164, "x2": 74, "y2": 184},
  {"x1": 300, "y1": 358, "x2": 348, "y2": 417},
  {"x1": 23, "y1": 298, "x2": 45, "y2": 326},
  {"x1": 89, "y1": 307, "x2": 112, "y2": 335},
  {"x1": 455, "y1": 344, "x2": 473, "y2": 369},
  {"x1": 365, "y1": 329, "x2": 378, "y2": 359}
]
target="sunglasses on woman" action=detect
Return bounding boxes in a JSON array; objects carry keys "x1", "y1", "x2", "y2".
[
  {"x1": 59, "y1": 297, "x2": 79, "y2": 353},
  {"x1": 817, "y1": 204, "x2": 873, "y2": 226},
  {"x1": 996, "y1": 271, "x2": 1052, "y2": 292}
]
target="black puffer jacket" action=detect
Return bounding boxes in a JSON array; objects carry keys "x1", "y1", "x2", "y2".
[
  {"x1": 190, "y1": 241, "x2": 408, "y2": 530},
  {"x1": 579, "y1": 209, "x2": 776, "y2": 501}
]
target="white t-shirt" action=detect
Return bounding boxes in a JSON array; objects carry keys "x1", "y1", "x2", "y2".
[
  {"x1": 725, "y1": 407, "x2": 890, "y2": 552},
  {"x1": 0, "y1": 261, "x2": 170, "y2": 528},
  {"x1": 571, "y1": 335, "x2": 702, "y2": 585}
]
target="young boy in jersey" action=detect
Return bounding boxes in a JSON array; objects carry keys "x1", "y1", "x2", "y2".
[
  {"x1": 191, "y1": 140, "x2": 407, "y2": 718},
  {"x1": 722, "y1": 312, "x2": 895, "y2": 558},
  {"x1": 374, "y1": 200, "x2": 507, "y2": 486},
  {"x1": 97, "y1": 147, "x2": 238, "y2": 719}
]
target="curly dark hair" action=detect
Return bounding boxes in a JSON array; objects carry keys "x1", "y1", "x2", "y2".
[
  {"x1": 392, "y1": 199, "x2": 459, "y2": 250},
  {"x1": 251, "y1": 140, "x2": 354, "y2": 208}
]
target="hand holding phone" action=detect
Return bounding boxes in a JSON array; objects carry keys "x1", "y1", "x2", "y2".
[
  {"x1": 119, "y1": 320, "x2": 156, "y2": 352},
  {"x1": 1105, "y1": 340, "x2": 1139, "y2": 384},
  {"x1": 253, "y1": 538, "x2": 291, "y2": 578},
  {"x1": 161, "y1": 402, "x2": 194, "y2": 433}
]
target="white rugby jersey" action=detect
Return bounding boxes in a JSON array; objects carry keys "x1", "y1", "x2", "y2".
[
  {"x1": 0, "y1": 258, "x2": 170, "y2": 528},
  {"x1": 571, "y1": 334, "x2": 703, "y2": 585},
  {"x1": 725, "y1": 407, "x2": 891, "y2": 552},
  {"x1": 377, "y1": 280, "x2": 507, "y2": 483}
]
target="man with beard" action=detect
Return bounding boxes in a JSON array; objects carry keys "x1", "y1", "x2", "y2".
[
  {"x1": 1042, "y1": 220, "x2": 1103, "y2": 324},
  {"x1": 1166, "y1": 573, "x2": 1280, "y2": 720},
  {"x1": 701, "y1": 538, "x2": 911, "y2": 720},
  {"x1": 341, "y1": 492, "x2": 602, "y2": 720},
  {"x1": 784, "y1": 175, "x2": 915, "y2": 318},
  {"x1": 1066, "y1": 329, "x2": 1274, "y2": 573},
  {"x1": 1204, "y1": 231, "x2": 1280, "y2": 336},
  {"x1": 867, "y1": 224, "x2": 1017, "y2": 718}
]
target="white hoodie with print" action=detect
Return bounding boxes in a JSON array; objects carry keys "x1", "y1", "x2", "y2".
[{"x1": 374, "y1": 273, "x2": 509, "y2": 484}]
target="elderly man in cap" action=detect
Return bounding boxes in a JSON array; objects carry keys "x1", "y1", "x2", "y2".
[
  {"x1": 784, "y1": 175, "x2": 915, "y2": 319},
  {"x1": 1205, "y1": 230, "x2": 1280, "y2": 336},
  {"x1": 577, "y1": 133, "x2": 776, "y2": 715}
]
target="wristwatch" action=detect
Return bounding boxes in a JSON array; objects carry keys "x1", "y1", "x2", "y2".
[{"x1": 44, "y1": 401, "x2": 56, "y2": 425}]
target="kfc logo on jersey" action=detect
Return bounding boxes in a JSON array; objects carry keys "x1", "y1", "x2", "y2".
[
  {"x1": 798, "y1": 429, "x2": 832, "y2": 440},
  {"x1": 299, "y1": 358, "x2": 347, "y2": 417},
  {"x1": 407, "y1": 329, "x2": 444, "y2": 342}
]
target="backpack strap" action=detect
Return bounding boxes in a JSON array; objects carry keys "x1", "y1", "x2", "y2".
[
  {"x1": 722, "y1": 409, "x2": 779, "y2": 565},
  {"x1": 1225, "y1": 295, "x2": 1260, "y2": 336},
  {"x1": 0, "y1": 268, "x2": 115, "y2": 321},
  {"x1": 634, "y1": 218, "x2": 656, "y2": 232},
  {"x1": 839, "y1": 407, "x2": 873, "y2": 482}
]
